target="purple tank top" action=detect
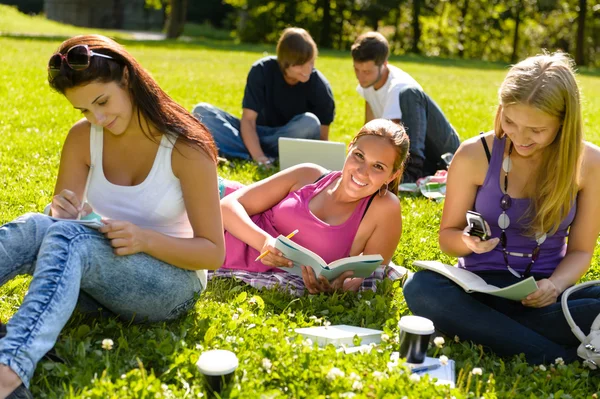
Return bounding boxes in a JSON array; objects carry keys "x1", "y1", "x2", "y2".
[
  {"x1": 459, "y1": 135, "x2": 576, "y2": 277},
  {"x1": 222, "y1": 171, "x2": 373, "y2": 273}
]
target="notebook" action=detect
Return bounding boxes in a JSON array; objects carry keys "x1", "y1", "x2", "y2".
[
  {"x1": 294, "y1": 324, "x2": 382, "y2": 347},
  {"x1": 411, "y1": 356, "x2": 456, "y2": 388},
  {"x1": 278, "y1": 137, "x2": 346, "y2": 171}
]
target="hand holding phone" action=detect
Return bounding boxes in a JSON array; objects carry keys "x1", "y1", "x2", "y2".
[{"x1": 466, "y1": 211, "x2": 491, "y2": 241}]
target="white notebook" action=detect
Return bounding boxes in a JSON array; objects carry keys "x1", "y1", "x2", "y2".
[
  {"x1": 295, "y1": 324, "x2": 382, "y2": 347},
  {"x1": 411, "y1": 356, "x2": 456, "y2": 388}
]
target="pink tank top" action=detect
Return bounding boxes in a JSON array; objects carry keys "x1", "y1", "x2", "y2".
[{"x1": 222, "y1": 171, "x2": 374, "y2": 272}]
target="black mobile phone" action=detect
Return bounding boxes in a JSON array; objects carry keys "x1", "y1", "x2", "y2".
[{"x1": 466, "y1": 211, "x2": 490, "y2": 240}]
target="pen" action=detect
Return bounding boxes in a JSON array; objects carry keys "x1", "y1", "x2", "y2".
[
  {"x1": 411, "y1": 364, "x2": 441, "y2": 373},
  {"x1": 255, "y1": 229, "x2": 299, "y2": 261},
  {"x1": 77, "y1": 165, "x2": 93, "y2": 220}
]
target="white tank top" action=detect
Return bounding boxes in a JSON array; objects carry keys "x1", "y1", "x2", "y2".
[{"x1": 86, "y1": 124, "x2": 207, "y2": 287}]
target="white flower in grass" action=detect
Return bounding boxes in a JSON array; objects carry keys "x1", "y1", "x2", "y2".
[
  {"x1": 387, "y1": 361, "x2": 398, "y2": 371},
  {"x1": 248, "y1": 297, "x2": 257, "y2": 305},
  {"x1": 287, "y1": 312, "x2": 295, "y2": 318},
  {"x1": 101, "y1": 339, "x2": 114, "y2": 351},
  {"x1": 303, "y1": 338, "x2": 313, "y2": 347},
  {"x1": 326, "y1": 367, "x2": 345, "y2": 381},
  {"x1": 409, "y1": 373, "x2": 421, "y2": 382},
  {"x1": 340, "y1": 393, "x2": 356, "y2": 398},
  {"x1": 454, "y1": 335, "x2": 460, "y2": 343},
  {"x1": 439, "y1": 355, "x2": 449, "y2": 366},
  {"x1": 365, "y1": 300, "x2": 371, "y2": 306},
  {"x1": 271, "y1": 327, "x2": 279, "y2": 333},
  {"x1": 120, "y1": 374, "x2": 127, "y2": 379},
  {"x1": 390, "y1": 351, "x2": 400, "y2": 362},
  {"x1": 349, "y1": 372, "x2": 360, "y2": 381},
  {"x1": 472, "y1": 367, "x2": 483, "y2": 375},
  {"x1": 372, "y1": 371, "x2": 385, "y2": 380},
  {"x1": 381, "y1": 333, "x2": 390, "y2": 342},
  {"x1": 539, "y1": 364, "x2": 547, "y2": 371},
  {"x1": 433, "y1": 336, "x2": 445, "y2": 348},
  {"x1": 262, "y1": 358, "x2": 272, "y2": 372},
  {"x1": 247, "y1": 323, "x2": 256, "y2": 330},
  {"x1": 232, "y1": 313, "x2": 239, "y2": 321},
  {"x1": 352, "y1": 380, "x2": 363, "y2": 390},
  {"x1": 555, "y1": 357, "x2": 565, "y2": 366},
  {"x1": 309, "y1": 315, "x2": 318, "y2": 321},
  {"x1": 323, "y1": 320, "x2": 331, "y2": 327}
]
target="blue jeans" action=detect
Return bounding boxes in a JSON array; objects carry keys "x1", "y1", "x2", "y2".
[
  {"x1": 0, "y1": 213, "x2": 203, "y2": 386},
  {"x1": 403, "y1": 270, "x2": 600, "y2": 364},
  {"x1": 398, "y1": 86, "x2": 460, "y2": 177},
  {"x1": 192, "y1": 102, "x2": 321, "y2": 159}
]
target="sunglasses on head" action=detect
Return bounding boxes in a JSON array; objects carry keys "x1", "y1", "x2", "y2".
[{"x1": 48, "y1": 44, "x2": 114, "y2": 80}]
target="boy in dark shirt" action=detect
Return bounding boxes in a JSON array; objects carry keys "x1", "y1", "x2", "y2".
[{"x1": 193, "y1": 28, "x2": 335, "y2": 165}]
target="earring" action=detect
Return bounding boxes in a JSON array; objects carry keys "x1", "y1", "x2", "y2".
[{"x1": 378, "y1": 183, "x2": 388, "y2": 197}]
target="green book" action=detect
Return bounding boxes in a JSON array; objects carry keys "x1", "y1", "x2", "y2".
[
  {"x1": 274, "y1": 235, "x2": 383, "y2": 280},
  {"x1": 413, "y1": 260, "x2": 538, "y2": 301}
]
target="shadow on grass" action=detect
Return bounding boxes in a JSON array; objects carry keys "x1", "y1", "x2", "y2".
[{"x1": 4, "y1": 32, "x2": 599, "y2": 76}]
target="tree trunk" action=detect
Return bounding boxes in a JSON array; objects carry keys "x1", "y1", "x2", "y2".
[
  {"x1": 392, "y1": 6, "x2": 403, "y2": 53},
  {"x1": 575, "y1": 0, "x2": 587, "y2": 65},
  {"x1": 411, "y1": 0, "x2": 421, "y2": 54},
  {"x1": 510, "y1": 0, "x2": 522, "y2": 64},
  {"x1": 320, "y1": 0, "x2": 333, "y2": 48},
  {"x1": 165, "y1": 0, "x2": 188, "y2": 39},
  {"x1": 458, "y1": 0, "x2": 469, "y2": 58}
]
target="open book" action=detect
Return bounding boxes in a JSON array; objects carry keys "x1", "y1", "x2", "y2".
[
  {"x1": 274, "y1": 235, "x2": 383, "y2": 280},
  {"x1": 413, "y1": 260, "x2": 538, "y2": 301}
]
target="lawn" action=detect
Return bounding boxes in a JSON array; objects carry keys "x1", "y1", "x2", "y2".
[{"x1": 1, "y1": 4, "x2": 600, "y2": 398}]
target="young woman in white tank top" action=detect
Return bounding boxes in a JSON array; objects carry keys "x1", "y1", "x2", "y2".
[{"x1": 0, "y1": 35, "x2": 224, "y2": 398}]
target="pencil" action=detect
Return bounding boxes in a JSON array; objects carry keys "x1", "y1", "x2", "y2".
[
  {"x1": 77, "y1": 165, "x2": 93, "y2": 220},
  {"x1": 255, "y1": 229, "x2": 299, "y2": 261}
]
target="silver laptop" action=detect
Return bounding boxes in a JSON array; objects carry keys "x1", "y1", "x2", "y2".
[{"x1": 278, "y1": 137, "x2": 347, "y2": 171}]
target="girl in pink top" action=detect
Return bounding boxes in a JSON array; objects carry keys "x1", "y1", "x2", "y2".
[{"x1": 215, "y1": 119, "x2": 409, "y2": 295}]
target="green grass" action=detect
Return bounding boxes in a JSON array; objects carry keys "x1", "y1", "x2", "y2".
[{"x1": 1, "y1": 5, "x2": 600, "y2": 398}]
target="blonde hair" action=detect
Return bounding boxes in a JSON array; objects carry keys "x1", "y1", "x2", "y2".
[
  {"x1": 276, "y1": 27, "x2": 317, "y2": 72},
  {"x1": 349, "y1": 119, "x2": 410, "y2": 195},
  {"x1": 493, "y1": 51, "x2": 583, "y2": 236}
]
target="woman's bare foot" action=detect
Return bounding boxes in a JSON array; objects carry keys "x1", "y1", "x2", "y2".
[{"x1": 0, "y1": 365, "x2": 22, "y2": 399}]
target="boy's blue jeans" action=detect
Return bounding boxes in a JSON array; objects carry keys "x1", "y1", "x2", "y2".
[
  {"x1": 403, "y1": 270, "x2": 600, "y2": 364},
  {"x1": 0, "y1": 213, "x2": 203, "y2": 386},
  {"x1": 398, "y1": 86, "x2": 461, "y2": 175},
  {"x1": 192, "y1": 102, "x2": 321, "y2": 160}
]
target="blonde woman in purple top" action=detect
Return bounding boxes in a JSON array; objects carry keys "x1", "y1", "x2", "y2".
[
  {"x1": 214, "y1": 119, "x2": 409, "y2": 295},
  {"x1": 404, "y1": 52, "x2": 600, "y2": 364}
]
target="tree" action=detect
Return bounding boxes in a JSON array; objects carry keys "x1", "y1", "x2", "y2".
[
  {"x1": 510, "y1": 0, "x2": 523, "y2": 63},
  {"x1": 575, "y1": 0, "x2": 587, "y2": 65},
  {"x1": 146, "y1": 0, "x2": 188, "y2": 39},
  {"x1": 319, "y1": 0, "x2": 333, "y2": 48},
  {"x1": 165, "y1": 0, "x2": 188, "y2": 39},
  {"x1": 411, "y1": 0, "x2": 422, "y2": 53}
]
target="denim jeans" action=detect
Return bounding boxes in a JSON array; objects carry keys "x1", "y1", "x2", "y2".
[
  {"x1": 403, "y1": 270, "x2": 600, "y2": 364},
  {"x1": 192, "y1": 102, "x2": 321, "y2": 159},
  {"x1": 398, "y1": 86, "x2": 461, "y2": 176},
  {"x1": 0, "y1": 213, "x2": 203, "y2": 387}
]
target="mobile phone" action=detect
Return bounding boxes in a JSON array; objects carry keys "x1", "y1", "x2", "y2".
[{"x1": 466, "y1": 211, "x2": 491, "y2": 240}]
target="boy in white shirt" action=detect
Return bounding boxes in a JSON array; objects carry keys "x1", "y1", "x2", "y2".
[{"x1": 351, "y1": 32, "x2": 460, "y2": 182}]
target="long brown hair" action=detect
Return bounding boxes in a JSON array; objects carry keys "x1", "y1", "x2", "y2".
[
  {"x1": 493, "y1": 51, "x2": 583, "y2": 236},
  {"x1": 349, "y1": 119, "x2": 410, "y2": 195},
  {"x1": 48, "y1": 34, "x2": 217, "y2": 163}
]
